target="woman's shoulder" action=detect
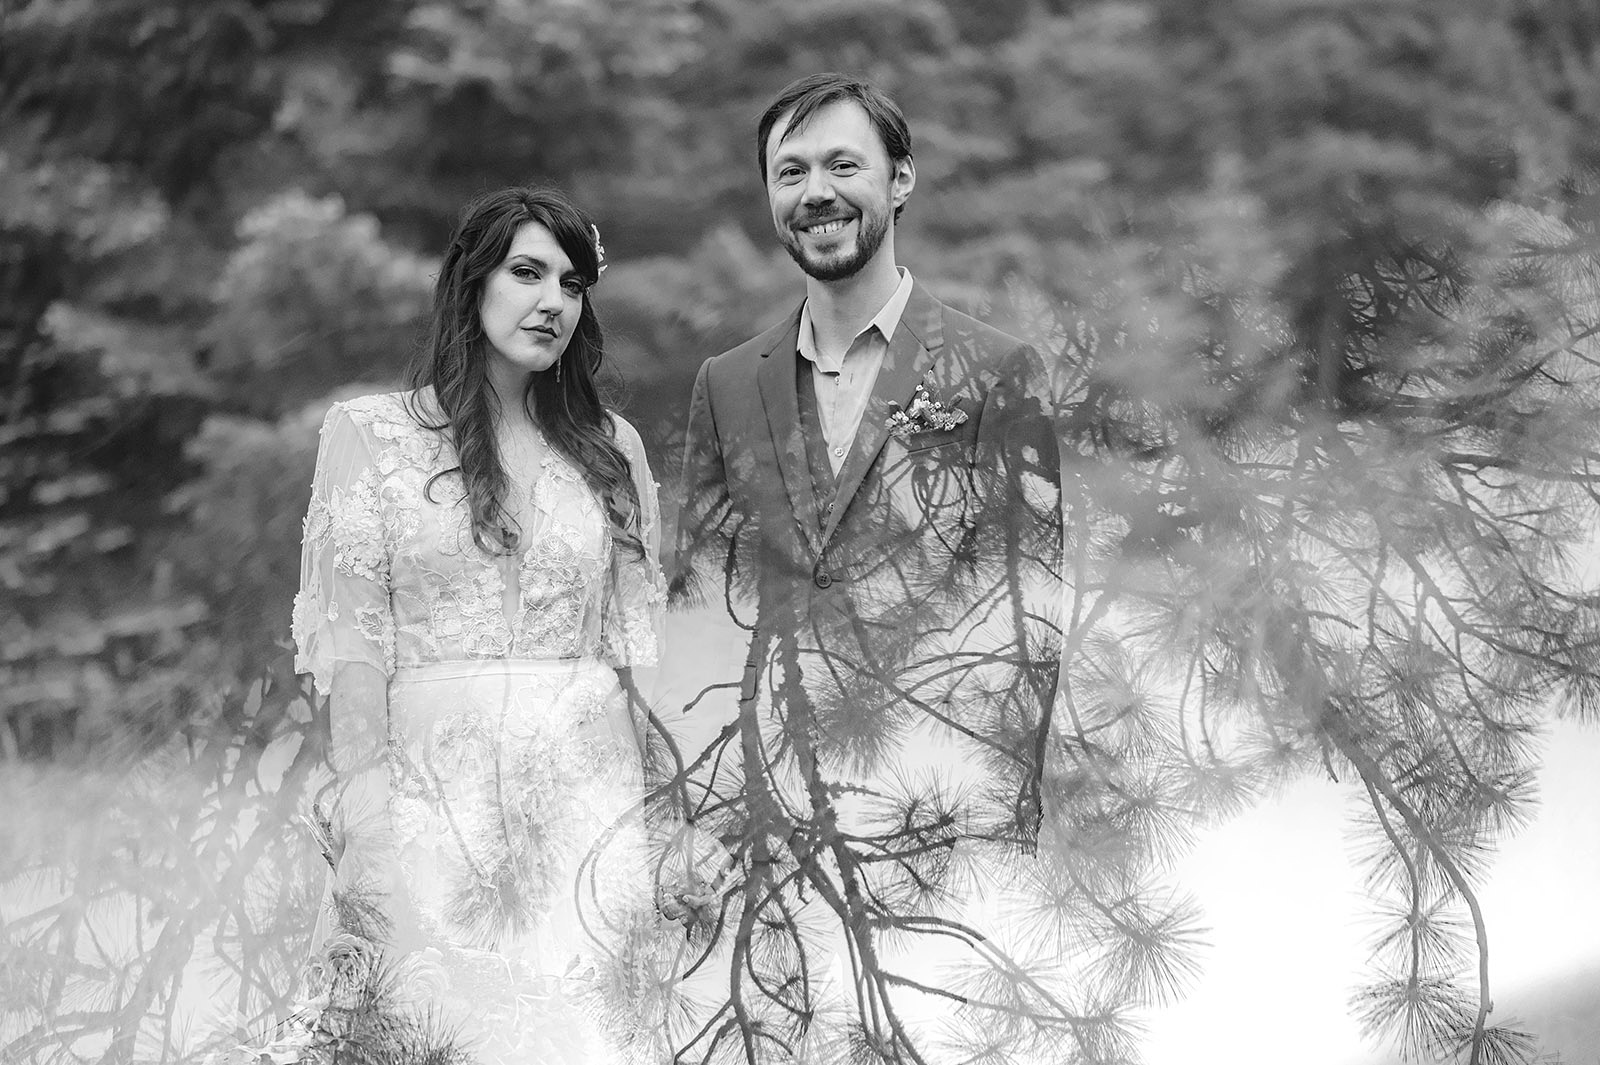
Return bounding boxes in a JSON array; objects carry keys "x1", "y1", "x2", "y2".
[
  {"x1": 605, "y1": 408, "x2": 645, "y2": 453},
  {"x1": 326, "y1": 387, "x2": 438, "y2": 434}
]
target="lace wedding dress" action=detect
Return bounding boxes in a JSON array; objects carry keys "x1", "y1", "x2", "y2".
[{"x1": 281, "y1": 389, "x2": 667, "y2": 1064}]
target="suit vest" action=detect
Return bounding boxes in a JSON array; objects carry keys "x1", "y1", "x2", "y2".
[{"x1": 794, "y1": 353, "x2": 839, "y2": 530}]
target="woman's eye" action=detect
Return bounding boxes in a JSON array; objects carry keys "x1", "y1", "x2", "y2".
[
  {"x1": 511, "y1": 265, "x2": 539, "y2": 281},
  {"x1": 561, "y1": 278, "x2": 585, "y2": 296}
]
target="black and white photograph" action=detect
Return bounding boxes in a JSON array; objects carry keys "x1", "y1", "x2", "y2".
[{"x1": 4, "y1": 2, "x2": 1600, "y2": 1064}]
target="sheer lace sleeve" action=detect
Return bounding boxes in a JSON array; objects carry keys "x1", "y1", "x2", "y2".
[
  {"x1": 292, "y1": 402, "x2": 397, "y2": 698},
  {"x1": 601, "y1": 414, "x2": 666, "y2": 669}
]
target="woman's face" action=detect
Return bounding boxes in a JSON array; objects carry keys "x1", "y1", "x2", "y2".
[{"x1": 478, "y1": 221, "x2": 585, "y2": 381}]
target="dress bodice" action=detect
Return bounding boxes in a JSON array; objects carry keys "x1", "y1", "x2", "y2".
[{"x1": 293, "y1": 390, "x2": 663, "y2": 695}]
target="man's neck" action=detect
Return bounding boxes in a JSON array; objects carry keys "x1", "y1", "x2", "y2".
[{"x1": 804, "y1": 251, "x2": 903, "y2": 358}]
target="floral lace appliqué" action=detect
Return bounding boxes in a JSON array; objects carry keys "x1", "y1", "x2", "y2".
[{"x1": 294, "y1": 390, "x2": 665, "y2": 676}]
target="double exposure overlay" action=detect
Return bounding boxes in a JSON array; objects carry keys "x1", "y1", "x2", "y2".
[{"x1": 6, "y1": 3, "x2": 1600, "y2": 1065}]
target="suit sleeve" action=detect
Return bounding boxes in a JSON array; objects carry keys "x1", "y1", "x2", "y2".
[
  {"x1": 671, "y1": 358, "x2": 734, "y2": 608},
  {"x1": 978, "y1": 341, "x2": 1065, "y2": 590},
  {"x1": 601, "y1": 414, "x2": 667, "y2": 669},
  {"x1": 981, "y1": 340, "x2": 1067, "y2": 843}
]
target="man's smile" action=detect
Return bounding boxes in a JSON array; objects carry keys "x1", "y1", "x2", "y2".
[{"x1": 798, "y1": 216, "x2": 854, "y2": 236}]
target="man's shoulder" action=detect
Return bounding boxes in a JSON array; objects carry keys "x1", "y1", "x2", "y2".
[
  {"x1": 698, "y1": 307, "x2": 802, "y2": 383},
  {"x1": 934, "y1": 298, "x2": 1033, "y2": 362},
  {"x1": 717, "y1": 310, "x2": 800, "y2": 363}
]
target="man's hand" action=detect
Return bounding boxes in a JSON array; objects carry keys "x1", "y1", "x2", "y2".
[{"x1": 655, "y1": 822, "x2": 740, "y2": 928}]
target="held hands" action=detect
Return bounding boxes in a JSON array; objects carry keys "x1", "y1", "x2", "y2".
[{"x1": 655, "y1": 823, "x2": 740, "y2": 929}]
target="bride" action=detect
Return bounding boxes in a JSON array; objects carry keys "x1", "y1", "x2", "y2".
[{"x1": 285, "y1": 187, "x2": 666, "y2": 1063}]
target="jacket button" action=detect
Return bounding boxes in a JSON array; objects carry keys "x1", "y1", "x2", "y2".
[{"x1": 814, "y1": 571, "x2": 833, "y2": 589}]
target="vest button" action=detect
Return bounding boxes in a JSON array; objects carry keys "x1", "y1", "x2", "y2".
[{"x1": 813, "y1": 570, "x2": 833, "y2": 589}]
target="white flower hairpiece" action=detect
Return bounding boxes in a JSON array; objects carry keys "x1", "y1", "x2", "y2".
[{"x1": 591, "y1": 223, "x2": 608, "y2": 279}]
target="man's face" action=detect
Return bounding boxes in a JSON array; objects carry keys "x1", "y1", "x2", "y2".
[{"x1": 765, "y1": 100, "x2": 914, "y2": 283}]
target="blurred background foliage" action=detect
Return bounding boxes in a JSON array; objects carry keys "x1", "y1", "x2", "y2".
[
  {"x1": 5, "y1": 0, "x2": 1600, "y2": 1061},
  {"x1": 4, "y1": 0, "x2": 1596, "y2": 753}
]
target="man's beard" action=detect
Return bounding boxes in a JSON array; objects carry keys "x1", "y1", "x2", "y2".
[{"x1": 779, "y1": 208, "x2": 890, "y2": 283}]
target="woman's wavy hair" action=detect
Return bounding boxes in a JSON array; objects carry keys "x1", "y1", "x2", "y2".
[{"x1": 405, "y1": 186, "x2": 643, "y2": 559}]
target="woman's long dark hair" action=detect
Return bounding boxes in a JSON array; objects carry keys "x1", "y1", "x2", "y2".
[{"x1": 405, "y1": 186, "x2": 643, "y2": 559}]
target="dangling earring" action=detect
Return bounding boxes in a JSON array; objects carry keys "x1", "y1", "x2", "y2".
[{"x1": 555, "y1": 353, "x2": 563, "y2": 383}]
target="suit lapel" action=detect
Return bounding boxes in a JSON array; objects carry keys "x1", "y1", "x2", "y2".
[
  {"x1": 822, "y1": 284, "x2": 944, "y2": 545},
  {"x1": 755, "y1": 305, "x2": 825, "y2": 558}
]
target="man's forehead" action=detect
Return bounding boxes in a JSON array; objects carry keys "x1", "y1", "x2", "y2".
[{"x1": 766, "y1": 99, "x2": 879, "y2": 162}]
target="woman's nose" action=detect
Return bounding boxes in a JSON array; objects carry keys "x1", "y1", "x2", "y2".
[{"x1": 535, "y1": 280, "x2": 564, "y2": 312}]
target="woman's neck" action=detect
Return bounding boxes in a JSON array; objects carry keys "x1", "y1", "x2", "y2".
[{"x1": 486, "y1": 369, "x2": 541, "y2": 435}]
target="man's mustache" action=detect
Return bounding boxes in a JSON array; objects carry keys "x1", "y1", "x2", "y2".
[{"x1": 791, "y1": 209, "x2": 856, "y2": 228}]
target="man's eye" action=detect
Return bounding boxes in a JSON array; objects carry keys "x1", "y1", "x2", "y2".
[
  {"x1": 778, "y1": 167, "x2": 804, "y2": 182},
  {"x1": 832, "y1": 162, "x2": 859, "y2": 173}
]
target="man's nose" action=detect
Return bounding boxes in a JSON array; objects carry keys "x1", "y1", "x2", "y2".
[{"x1": 800, "y1": 168, "x2": 835, "y2": 207}]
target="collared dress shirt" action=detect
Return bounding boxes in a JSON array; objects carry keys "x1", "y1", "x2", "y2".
[{"x1": 796, "y1": 268, "x2": 915, "y2": 474}]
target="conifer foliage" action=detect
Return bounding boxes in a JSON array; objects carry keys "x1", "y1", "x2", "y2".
[{"x1": 3, "y1": 1, "x2": 1600, "y2": 1063}]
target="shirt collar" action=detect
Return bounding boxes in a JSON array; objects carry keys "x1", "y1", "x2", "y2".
[{"x1": 797, "y1": 268, "x2": 915, "y2": 370}]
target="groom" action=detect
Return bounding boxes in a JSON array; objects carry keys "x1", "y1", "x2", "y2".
[{"x1": 668, "y1": 72, "x2": 1065, "y2": 1061}]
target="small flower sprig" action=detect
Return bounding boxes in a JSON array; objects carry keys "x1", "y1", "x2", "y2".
[
  {"x1": 887, "y1": 382, "x2": 968, "y2": 439},
  {"x1": 591, "y1": 223, "x2": 608, "y2": 279}
]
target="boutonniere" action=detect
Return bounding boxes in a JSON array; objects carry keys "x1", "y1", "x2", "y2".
[{"x1": 887, "y1": 383, "x2": 968, "y2": 439}]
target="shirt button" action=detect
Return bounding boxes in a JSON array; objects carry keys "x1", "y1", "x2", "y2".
[
  {"x1": 833, "y1": 446, "x2": 845, "y2": 458},
  {"x1": 814, "y1": 571, "x2": 833, "y2": 589}
]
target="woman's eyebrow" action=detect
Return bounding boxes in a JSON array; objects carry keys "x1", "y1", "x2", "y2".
[
  {"x1": 506, "y1": 253, "x2": 582, "y2": 279},
  {"x1": 506, "y1": 254, "x2": 552, "y2": 269}
]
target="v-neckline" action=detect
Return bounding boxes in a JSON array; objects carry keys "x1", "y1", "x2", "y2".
[{"x1": 496, "y1": 450, "x2": 556, "y2": 628}]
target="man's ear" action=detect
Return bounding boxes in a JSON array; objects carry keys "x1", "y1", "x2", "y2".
[{"x1": 891, "y1": 156, "x2": 916, "y2": 210}]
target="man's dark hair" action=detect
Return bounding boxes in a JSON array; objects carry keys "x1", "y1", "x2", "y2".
[{"x1": 756, "y1": 72, "x2": 913, "y2": 220}]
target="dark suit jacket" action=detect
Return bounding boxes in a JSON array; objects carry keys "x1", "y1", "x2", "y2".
[{"x1": 674, "y1": 281, "x2": 1062, "y2": 839}]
